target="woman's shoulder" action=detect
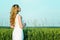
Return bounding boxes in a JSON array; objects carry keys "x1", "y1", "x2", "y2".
[{"x1": 17, "y1": 14, "x2": 22, "y2": 18}]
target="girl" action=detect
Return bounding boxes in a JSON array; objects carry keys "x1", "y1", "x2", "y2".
[{"x1": 10, "y1": 4, "x2": 25, "y2": 40}]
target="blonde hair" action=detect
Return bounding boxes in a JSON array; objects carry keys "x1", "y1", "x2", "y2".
[{"x1": 10, "y1": 4, "x2": 20, "y2": 27}]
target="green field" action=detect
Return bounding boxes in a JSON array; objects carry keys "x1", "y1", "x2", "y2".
[{"x1": 0, "y1": 27, "x2": 60, "y2": 40}]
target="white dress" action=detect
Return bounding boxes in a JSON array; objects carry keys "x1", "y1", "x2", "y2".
[{"x1": 12, "y1": 14, "x2": 24, "y2": 40}]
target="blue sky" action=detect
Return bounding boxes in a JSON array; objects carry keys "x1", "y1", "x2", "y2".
[{"x1": 0, "y1": 0, "x2": 60, "y2": 27}]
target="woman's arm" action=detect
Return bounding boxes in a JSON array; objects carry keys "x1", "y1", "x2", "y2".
[{"x1": 18, "y1": 15, "x2": 23, "y2": 29}]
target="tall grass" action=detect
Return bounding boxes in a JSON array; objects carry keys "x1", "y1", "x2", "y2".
[{"x1": 0, "y1": 27, "x2": 60, "y2": 40}]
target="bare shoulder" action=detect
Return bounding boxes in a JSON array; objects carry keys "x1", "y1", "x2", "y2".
[{"x1": 17, "y1": 14, "x2": 22, "y2": 18}]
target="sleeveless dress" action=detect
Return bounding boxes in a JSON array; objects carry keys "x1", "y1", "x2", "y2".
[{"x1": 12, "y1": 14, "x2": 24, "y2": 40}]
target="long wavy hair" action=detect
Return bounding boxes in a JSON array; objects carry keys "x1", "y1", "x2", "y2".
[{"x1": 10, "y1": 4, "x2": 20, "y2": 27}]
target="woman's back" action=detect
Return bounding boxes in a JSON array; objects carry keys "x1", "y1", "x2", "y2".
[
  {"x1": 14, "y1": 14, "x2": 22, "y2": 30},
  {"x1": 12, "y1": 14, "x2": 24, "y2": 40},
  {"x1": 15, "y1": 14, "x2": 20, "y2": 28}
]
